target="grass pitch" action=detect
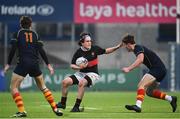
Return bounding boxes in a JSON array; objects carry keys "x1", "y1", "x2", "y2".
[{"x1": 0, "y1": 91, "x2": 179, "y2": 118}]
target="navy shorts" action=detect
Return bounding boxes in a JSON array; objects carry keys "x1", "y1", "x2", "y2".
[
  {"x1": 14, "y1": 63, "x2": 42, "y2": 77},
  {"x1": 148, "y1": 67, "x2": 167, "y2": 82}
]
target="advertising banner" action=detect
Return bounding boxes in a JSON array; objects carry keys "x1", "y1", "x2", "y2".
[
  {"x1": 4, "y1": 69, "x2": 140, "y2": 91},
  {"x1": 75, "y1": 0, "x2": 176, "y2": 23},
  {"x1": 0, "y1": 0, "x2": 73, "y2": 22}
]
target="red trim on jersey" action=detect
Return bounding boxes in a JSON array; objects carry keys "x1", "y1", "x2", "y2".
[{"x1": 88, "y1": 58, "x2": 98, "y2": 67}]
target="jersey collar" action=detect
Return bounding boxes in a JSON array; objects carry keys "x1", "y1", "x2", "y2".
[{"x1": 81, "y1": 46, "x2": 91, "y2": 51}]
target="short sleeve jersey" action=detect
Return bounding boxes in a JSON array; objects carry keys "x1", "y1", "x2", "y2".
[
  {"x1": 133, "y1": 45, "x2": 166, "y2": 69},
  {"x1": 12, "y1": 28, "x2": 43, "y2": 64},
  {"x1": 71, "y1": 45, "x2": 106, "y2": 74}
]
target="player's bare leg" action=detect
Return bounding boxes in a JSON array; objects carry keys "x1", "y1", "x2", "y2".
[
  {"x1": 35, "y1": 74, "x2": 63, "y2": 116},
  {"x1": 70, "y1": 79, "x2": 87, "y2": 112},
  {"x1": 57, "y1": 77, "x2": 73, "y2": 109},
  {"x1": 125, "y1": 74, "x2": 155, "y2": 113},
  {"x1": 146, "y1": 81, "x2": 177, "y2": 112},
  {"x1": 10, "y1": 73, "x2": 27, "y2": 117}
]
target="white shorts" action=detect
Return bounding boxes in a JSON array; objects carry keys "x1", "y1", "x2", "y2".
[{"x1": 74, "y1": 72, "x2": 100, "y2": 86}]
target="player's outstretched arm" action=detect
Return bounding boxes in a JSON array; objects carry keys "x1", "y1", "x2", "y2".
[
  {"x1": 105, "y1": 43, "x2": 122, "y2": 54},
  {"x1": 122, "y1": 53, "x2": 144, "y2": 73}
]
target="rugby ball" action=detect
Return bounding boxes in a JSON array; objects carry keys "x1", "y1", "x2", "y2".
[{"x1": 76, "y1": 57, "x2": 88, "y2": 66}]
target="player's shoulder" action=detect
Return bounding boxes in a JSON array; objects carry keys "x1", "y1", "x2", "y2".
[
  {"x1": 91, "y1": 45, "x2": 104, "y2": 51},
  {"x1": 10, "y1": 32, "x2": 18, "y2": 44},
  {"x1": 135, "y1": 44, "x2": 145, "y2": 50},
  {"x1": 17, "y1": 28, "x2": 39, "y2": 37},
  {"x1": 134, "y1": 44, "x2": 145, "y2": 54},
  {"x1": 91, "y1": 45, "x2": 100, "y2": 49},
  {"x1": 76, "y1": 47, "x2": 82, "y2": 53}
]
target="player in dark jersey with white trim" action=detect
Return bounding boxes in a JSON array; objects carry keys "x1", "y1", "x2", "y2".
[
  {"x1": 3, "y1": 16, "x2": 63, "y2": 117},
  {"x1": 57, "y1": 32, "x2": 122, "y2": 112},
  {"x1": 120, "y1": 34, "x2": 177, "y2": 113}
]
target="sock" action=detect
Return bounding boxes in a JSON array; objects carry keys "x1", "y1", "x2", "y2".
[
  {"x1": 165, "y1": 95, "x2": 172, "y2": 102},
  {"x1": 152, "y1": 90, "x2": 166, "y2": 100},
  {"x1": 74, "y1": 98, "x2": 82, "y2": 108},
  {"x1": 61, "y1": 97, "x2": 67, "y2": 105},
  {"x1": 136, "y1": 100, "x2": 142, "y2": 108},
  {"x1": 13, "y1": 92, "x2": 25, "y2": 112},
  {"x1": 43, "y1": 89, "x2": 57, "y2": 110},
  {"x1": 136, "y1": 89, "x2": 145, "y2": 108}
]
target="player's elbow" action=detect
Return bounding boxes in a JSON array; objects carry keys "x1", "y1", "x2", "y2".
[
  {"x1": 137, "y1": 54, "x2": 144, "y2": 63},
  {"x1": 105, "y1": 49, "x2": 112, "y2": 54},
  {"x1": 139, "y1": 58, "x2": 144, "y2": 64},
  {"x1": 70, "y1": 64, "x2": 76, "y2": 69},
  {"x1": 70, "y1": 64, "x2": 74, "y2": 68}
]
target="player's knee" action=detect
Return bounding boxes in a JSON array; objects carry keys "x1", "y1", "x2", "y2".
[
  {"x1": 62, "y1": 80, "x2": 67, "y2": 87},
  {"x1": 62, "y1": 78, "x2": 71, "y2": 87},
  {"x1": 78, "y1": 81, "x2": 86, "y2": 88}
]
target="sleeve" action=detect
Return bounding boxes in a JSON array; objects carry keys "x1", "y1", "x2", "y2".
[
  {"x1": 94, "y1": 45, "x2": 106, "y2": 55},
  {"x1": 36, "y1": 34, "x2": 44, "y2": 47},
  {"x1": 7, "y1": 33, "x2": 18, "y2": 65},
  {"x1": 37, "y1": 40, "x2": 49, "y2": 65},
  {"x1": 134, "y1": 45, "x2": 144, "y2": 56}
]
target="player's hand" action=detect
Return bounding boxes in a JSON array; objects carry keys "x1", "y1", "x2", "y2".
[
  {"x1": 119, "y1": 42, "x2": 124, "y2": 48},
  {"x1": 79, "y1": 63, "x2": 88, "y2": 69},
  {"x1": 3, "y1": 64, "x2": 10, "y2": 73},
  {"x1": 48, "y1": 64, "x2": 54, "y2": 75},
  {"x1": 122, "y1": 67, "x2": 130, "y2": 73}
]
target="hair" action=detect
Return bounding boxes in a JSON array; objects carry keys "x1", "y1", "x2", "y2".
[
  {"x1": 20, "y1": 16, "x2": 32, "y2": 29},
  {"x1": 122, "y1": 34, "x2": 135, "y2": 44},
  {"x1": 78, "y1": 32, "x2": 92, "y2": 46}
]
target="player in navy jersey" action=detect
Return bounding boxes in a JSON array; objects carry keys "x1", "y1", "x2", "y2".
[
  {"x1": 3, "y1": 16, "x2": 63, "y2": 117},
  {"x1": 57, "y1": 32, "x2": 122, "y2": 112},
  {"x1": 120, "y1": 34, "x2": 177, "y2": 113}
]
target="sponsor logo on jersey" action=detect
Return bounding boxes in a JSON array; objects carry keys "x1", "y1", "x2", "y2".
[{"x1": 91, "y1": 52, "x2": 95, "y2": 56}]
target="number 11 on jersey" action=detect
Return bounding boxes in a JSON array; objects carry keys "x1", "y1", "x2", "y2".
[{"x1": 24, "y1": 32, "x2": 33, "y2": 43}]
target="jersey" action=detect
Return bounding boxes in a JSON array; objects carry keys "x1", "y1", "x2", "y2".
[
  {"x1": 134, "y1": 45, "x2": 166, "y2": 81},
  {"x1": 71, "y1": 45, "x2": 106, "y2": 74},
  {"x1": 8, "y1": 28, "x2": 49, "y2": 77},
  {"x1": 9, "y1": 28, "x2": 46, "y2": 65},
  {"x1": 134, "y1": 45, "x2": 166, "y2": 69}
]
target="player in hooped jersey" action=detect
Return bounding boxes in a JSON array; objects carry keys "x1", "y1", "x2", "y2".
[
  {"x1": 57, "y1": 32, "x2": 122, "y2": 112},
  {"x1": 3, "y1": 16, "x2": 63, "y2": 117},
  {"x1": 121, "y1": 34, "x2": 177, "y2": 113}
]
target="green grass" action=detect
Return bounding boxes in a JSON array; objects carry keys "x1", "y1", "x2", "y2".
[{"x1": 0, "y1": 91, "x2": 179, "y2": 118}]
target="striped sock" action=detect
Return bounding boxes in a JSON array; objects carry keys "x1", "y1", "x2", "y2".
[
  {"x1": 43, "y1": 90, "x2": 57, "y2": 110},
  {"x1": 136, "y1": 89, "x2": 145, "y2": 108},
  {"x1": 13, "y1": 92, "x2": 25, "y2": 112},
  {"x1": 152, "y1": 90, "x2": 166, "y2": 100}
]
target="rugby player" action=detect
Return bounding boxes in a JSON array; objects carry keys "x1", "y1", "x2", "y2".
[
  {"x1": 3, "y1": 16, "x2": 63, "y2": 117},
  {"x1": 121, "y1": 34, "x2": 177, "y2": 113},
  {"x1": 57, "y1": 32, "x2": 122, "y2": 112}
]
